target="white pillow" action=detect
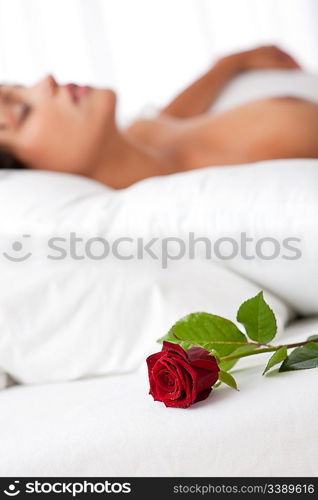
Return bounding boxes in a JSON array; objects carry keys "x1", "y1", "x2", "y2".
[
  {"x1": 1, "y1": 69, "x2": 318, "y2": 387},
  {"x1": 112, "y1": 158, "x2": 318, "y2": 314},
  {"x1": 0, "y1": 166, "x2": 295, "y2": 386},
  {"x1": 0, "y1": 158, "x2": 316, "y2": 386}
]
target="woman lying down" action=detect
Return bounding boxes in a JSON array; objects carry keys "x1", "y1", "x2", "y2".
[{"x1": 0, "y1": 45, "x2": 317, "y2": 189}]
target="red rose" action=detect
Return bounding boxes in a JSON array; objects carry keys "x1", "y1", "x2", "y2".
[{"x1": 146, "y1": 341, "x2": 219, "y2": 408}]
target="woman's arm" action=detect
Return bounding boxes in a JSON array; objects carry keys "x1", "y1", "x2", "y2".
[
  {"x1": 161, "y1": 57, "x2": 241, "y2": 118},
  {"x1": 161, "y1": 46, "x2": 300, "y2": 119}
]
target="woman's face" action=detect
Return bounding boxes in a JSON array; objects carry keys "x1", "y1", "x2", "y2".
[{"x1": 0, "y1": 75, "x2": 116, "y2": 174}]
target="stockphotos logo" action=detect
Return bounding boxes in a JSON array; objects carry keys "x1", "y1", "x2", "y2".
[
  {"x1": 3, "y1": 480, "x2": 131, "y2": 496},
  {"x1": 2, "y1": 234, "x2": 32, "y2": 262},
  {"x1": 3, "y1": 481, "x2": 20, "y2": 497},
  {"x1": 1, "y1": 231, "x2": 302, "y2": 268}
]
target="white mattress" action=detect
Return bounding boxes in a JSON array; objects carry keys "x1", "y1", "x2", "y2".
[{"x1": 1, "y1": 317, "x2": 317, "y2": 477}]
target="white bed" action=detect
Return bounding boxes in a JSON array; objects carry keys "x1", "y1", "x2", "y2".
[
  {"x1": 1, "y1": 317, "x2": 317, "y2": 477},
  {"x1": 1, "y1": 70, "x2": 318, "y2": 477}
]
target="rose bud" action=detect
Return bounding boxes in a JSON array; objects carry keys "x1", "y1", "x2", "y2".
[{"x1": 146, "y1": 341, "x2": 219, "y2": 408}]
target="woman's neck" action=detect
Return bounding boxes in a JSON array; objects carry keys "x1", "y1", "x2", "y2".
[{"x1": 89, "y1": 128, "x2": 173, "y2": 189}]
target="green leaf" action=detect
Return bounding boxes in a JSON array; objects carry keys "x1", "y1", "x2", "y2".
[
  {"x1": 158, "y1": 312, "x2": 247, "y2": 357},
  {"x1": 263, "y1": 346, "x2": 287, "y2": 375},
  {"x1": 279, "y1": 342, "x2": 318, "y2": 372},
  {"x1": 218, "y1": 370, "x2": 239, "y2": 390},
  {"x1": 219, "y1": 344, "x2": 258, "y2": 372},
  {"x1": 237, "y1": 291, "x2": 277, "y2": 344},
  {"x1": 157, "y1": 330, "x2": 196, "y2": 350}
]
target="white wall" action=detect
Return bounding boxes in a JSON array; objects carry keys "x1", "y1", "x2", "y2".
[{"x1": 0, "y1": 0, "x2": 317, "y2": 123}]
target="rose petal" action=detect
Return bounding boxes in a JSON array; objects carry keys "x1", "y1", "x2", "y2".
[
  {"x1": 168, "y1": 356, "x2": 199, "y2": 404},
  {"x1": 192, "y1": 387, "x2": 212, "y2": 404},
  {"x1": 157, "y1": 355, "x2": 193, "y2": 406},
  {"x1": 189, "y1": 357, "x2": 219, "y2": 374},
  {"x1": 146, "y1": 351, "x2": 163, "y2": 372},
  {"x1": 153, "y1": 358, "x2": 183, "y2": 400},
  {"x1": 160, "y1": 357, "x2": 185, "y2": 401},
  {"x1": 163, "y1": 341, "x2": 188, "y2": 360},
  {"x1": 187, "y1": 347, "x2": 215, "y2": 363},
  {"x1": 154, "y1": 362, "x2": 180, "y2": 400},
  {"x1": 194, "y1": 367, "x2": 219, "y2": 393}
]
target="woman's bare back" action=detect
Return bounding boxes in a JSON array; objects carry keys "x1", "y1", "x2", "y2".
[{"x1": 126, "y1": 96, "x2": 318, "y2": 171}]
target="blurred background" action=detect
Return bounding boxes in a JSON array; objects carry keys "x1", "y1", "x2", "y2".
[{"x1": 0, "y1": 0, "x2": 317, "y2": 123}]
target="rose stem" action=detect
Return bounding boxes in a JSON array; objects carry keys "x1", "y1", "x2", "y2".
[{"x1": 219, "y1": 338, "x2": 317, "y2": 363}]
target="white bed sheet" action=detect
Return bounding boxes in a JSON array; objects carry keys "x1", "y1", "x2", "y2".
[{"x1": 0, "y1": 317, "x2": 317, "y2": 477}]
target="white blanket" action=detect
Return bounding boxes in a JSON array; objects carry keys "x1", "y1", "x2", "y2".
[{"x1": 1, "y1": 317, "x2": 317, "y2": 477}]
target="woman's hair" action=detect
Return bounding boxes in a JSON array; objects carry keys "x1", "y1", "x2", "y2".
[{"x1": 0, "y1": 147, "x2": 27, "y2": 169}]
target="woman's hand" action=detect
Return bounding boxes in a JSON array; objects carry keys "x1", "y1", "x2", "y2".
[{"x1": 218, "y1": 45, "x2": 301, "y2": 73}]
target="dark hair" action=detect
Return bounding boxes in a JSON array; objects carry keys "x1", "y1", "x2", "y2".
[{"x1": 0, "y1": 147, "x2": 27, "y2": 169}]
